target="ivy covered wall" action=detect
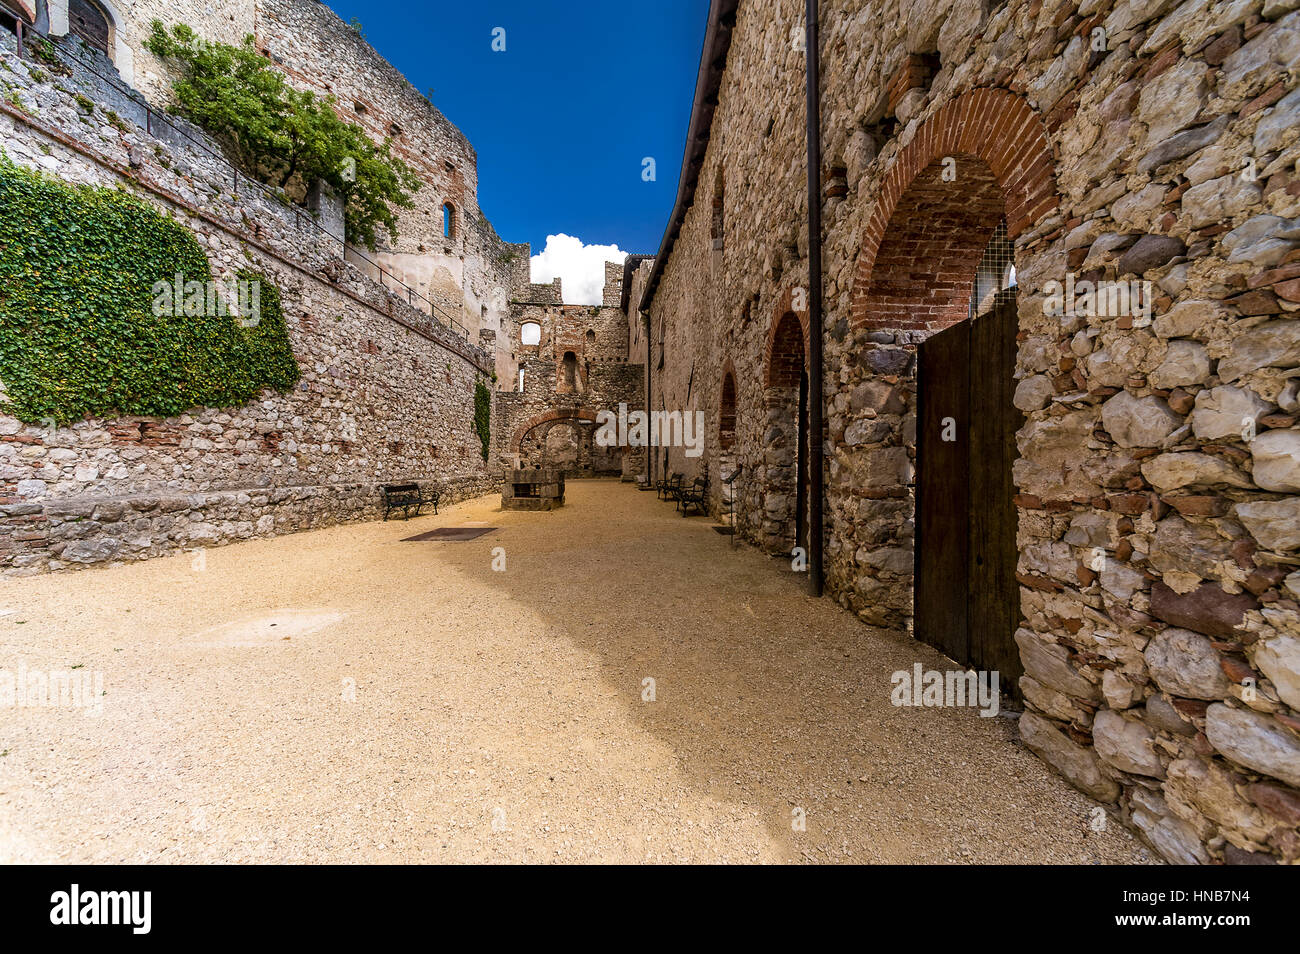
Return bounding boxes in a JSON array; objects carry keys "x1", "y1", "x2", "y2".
[
  {"x1": 0, "y1": 45, "x2": 500, "y2": 575},
  {"x1": 0, "y1": 157, "x2": 299, "y2": 424}
]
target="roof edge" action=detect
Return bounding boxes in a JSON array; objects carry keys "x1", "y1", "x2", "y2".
[
  {"x1": 619, "y1": 253, "x2": 655, "y2": 313},
  {"x1": 639, "y1": 0, "x2": 738, "y2": 314}
]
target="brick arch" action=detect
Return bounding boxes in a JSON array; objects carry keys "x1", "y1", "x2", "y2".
[
  {"x1": 763, "y1": 287, "x2": 810, "y2": 389},
  {"x1": 509, "y1": 408, "x2": 599, "y2": 453},
  {"x1": 849, "y1": 88, "x2": 1058, "y2": 327}
]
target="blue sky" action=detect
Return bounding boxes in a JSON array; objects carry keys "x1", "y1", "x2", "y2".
[{"x1": 325, "y1": 0, "x2": 710, "y2": 299}]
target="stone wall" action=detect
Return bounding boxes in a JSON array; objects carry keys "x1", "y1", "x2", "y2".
[
  {"x1": 643, "y1": 0, "x2": 1300, "y2": 863},
  {"x1": 0, "y1": 39, "x2": 498, "y2": 574},
  {"x1": 253, "y1": 0, "x2": 528, "y2": 354},
  {"x1": 35, "y1": 0, "x2": 530, "y2": 377},
  {"x1": 493, "y1": 269, "x2": 645, "y2": 478}
]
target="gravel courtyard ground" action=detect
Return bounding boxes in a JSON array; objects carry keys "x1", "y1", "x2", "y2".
[{"x1": 0, "y1": 480, "x2": 1152, "y2": 863}]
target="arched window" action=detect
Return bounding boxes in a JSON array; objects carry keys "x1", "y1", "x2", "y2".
[
  {"x1": 520, "y1": 322, "x2": 540, "y2": 346},
  {"x1": 69, "y1": 0, "x2": 112, "y2": 59},
  {"x1": 719, "y1": 371, "x2": 737, "y2": 450},
  {"x1": 562, "y1": 351, "x2": 577, "y2": 390},
  {"x1": 442, "y1": 202, "x2": 455, "y2": 239},
  {"x1": 585, "y1": 328, "x2": 596, "y2": 348}
]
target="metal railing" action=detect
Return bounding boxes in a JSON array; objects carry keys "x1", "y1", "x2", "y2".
[{"x1": 5, "y1": 23, "x2": 472, "y2": 342}]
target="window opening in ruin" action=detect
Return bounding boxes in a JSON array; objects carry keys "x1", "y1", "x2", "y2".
[
  {"x1": 518, "y1": 369, "x2": 525, "y2": 392},
  {"x1": 968, "y1": 219, "x2": 1015, "y2": 319},
  {"x1": 69, "y1": 0, "x2": 112, "y2": 59},
  {"x1": 562, "y1": 351, "x2": 578, "y2": 390},
  {"x1": 586, "y1": 329, "x2": 596, "y2": 349},
  {"x1": 520, "y1": 322, "x2": 540, "y2": 346},
  {"x1": 442, "y1": 202, "x2": 455, "y2": 238}
]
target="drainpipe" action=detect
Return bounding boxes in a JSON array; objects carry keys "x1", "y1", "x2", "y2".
[{"x1": 804, "y1": 0, "x2": 825, "y2": 598}]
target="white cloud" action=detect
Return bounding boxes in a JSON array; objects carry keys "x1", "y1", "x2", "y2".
[{"x1": 530, "y1": 234, "x2": 627, "y2": 306}]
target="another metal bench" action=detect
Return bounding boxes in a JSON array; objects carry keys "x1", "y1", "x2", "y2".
[
  {"x1": 381, "y1": 482, "x2": 440, "y2": 521},
  {"x1": 678, "y1": 477, "x2": 709, "y2": 516},
  {"x1": 657, "y1": 472, "x2": 683, "y2": 501}
]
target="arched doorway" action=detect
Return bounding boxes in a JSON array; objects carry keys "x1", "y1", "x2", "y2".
[
  {"x1": 511, "y1": 410, "x2": 616, "y2": 477},
  {"x1": 851, "y1": 90, "x2": 1059, "y2": 691},
  {"x1": 543, "y1": 420, "x2": 583, "y2": 471},
  {"x1": 762, "y1": 310, "x2": 808, "y2": 557}
]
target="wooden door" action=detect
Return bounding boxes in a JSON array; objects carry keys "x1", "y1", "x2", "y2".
[
  {"x1": 915, "y1": 319, "x2": 970, "y2": 665},
  {"x1": 795, "y1": 370, "x2": 809, "y2": 551},
  {"x1": 915, "y1": 296, "x2": 1022, "y2": 697},
  {"x1": 970, "y1": 297, "x2": 1023, "y2": 692}
]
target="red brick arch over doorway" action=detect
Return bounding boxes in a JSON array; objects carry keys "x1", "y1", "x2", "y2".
[
  {"x1": 509, "y1": 408, "x2": 600, "y2": 454},
  {"x1": 849, "y1": 88, "x2": 1058, "y2": 329},
  {"x1": 763, "y1": 286, "x2": 810, "y2": 389}
]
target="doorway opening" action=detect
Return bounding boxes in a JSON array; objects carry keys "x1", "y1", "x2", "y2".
[
  {"x1": 762, "y1": 311, "x2": 808, "y2": 557},
  {"x1": 861, "y1": 155, "x2": 1024, "y2": 691}
]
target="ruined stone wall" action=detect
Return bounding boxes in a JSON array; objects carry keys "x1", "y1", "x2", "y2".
[
  {"x1": 0, "y1": 40, "x2": 498, "y2": 574},
  {"x1": 493, "y1": 273, "x2": 644, "y2": 478},
  {"x1": 625, "y1": 258, "x2": 655, "y2": 367},
  {"x1": 252, "y1": 0, "x2": 525, "y2": 349},
  {"x1": 646, "y1": 0, "x2": 1300, "y2": 864}
]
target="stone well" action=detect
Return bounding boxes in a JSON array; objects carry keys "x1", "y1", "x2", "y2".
[{"x1": 502, "y1": 467, "x2": 565, "y2": 511}]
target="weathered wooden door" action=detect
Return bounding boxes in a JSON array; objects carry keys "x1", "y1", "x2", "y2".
[
  {"x1": 795, "y1": 370, "x2": 809, "y2": 552},
  {"x1": 915, "y1": 297, "x2": 1023, "y2": 697}
]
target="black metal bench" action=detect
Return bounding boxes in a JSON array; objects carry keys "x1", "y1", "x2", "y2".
[
  {"x1": 381, "y1": 482, "x2": 440, "y2": 520},
  {"x1": 678, "y1": 477, "x2": 709, "y2": 516},
  {"x1": 657, "y1": 472, "x2": 683, "y2": 501}
]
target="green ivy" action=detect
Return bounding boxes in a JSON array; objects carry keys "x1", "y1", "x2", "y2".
[
  {"x1": 474, "y1": 377, "x2": 491, "y2": 461},
  {"x1": 0, "y1": 156, "x2": 299, "y2": 424},
  {"x1": 144, "y1": 21, "x2": 419, "y2": 252}
]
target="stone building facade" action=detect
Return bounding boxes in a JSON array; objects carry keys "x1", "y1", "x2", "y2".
[
  {"x1": 0, "y1": 5, "x2": 507, "y2": 572},
  {"x1": 493, "y1": 263, "x2": 646, "y2": 478},
  {"x1": 640, "y1": 0, "x2": 1300, "y2": 863}
]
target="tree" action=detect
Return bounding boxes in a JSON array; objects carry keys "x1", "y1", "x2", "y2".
[{"x1": 145, "y1": 21, "x2": 418, "y2": 251}]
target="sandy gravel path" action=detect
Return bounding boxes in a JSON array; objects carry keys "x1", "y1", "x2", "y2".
[{"x1": 0, "y1": 480, "x2": 1152, "y2": 863}]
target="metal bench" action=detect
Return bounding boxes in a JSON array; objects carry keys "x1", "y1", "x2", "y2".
[
  {"x1": 381, "y1": 482, "x2": 440, "y2": 521},
  {"x1": 678, "y1": 477, "x2": 709, "y2": 516},
  {"x1": 657, "y1": 472, "x2": 683, "y2": 501}
]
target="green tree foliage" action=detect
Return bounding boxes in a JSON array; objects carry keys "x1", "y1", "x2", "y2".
[
  {"x1": 144, "y1": 20, "x2": 419, "y2": 251},
  {"x1": 474, "y1": 378, "x2": 491, "y2": 461},
  {"x1": 0, "y1": 157, "x2": 299, "y2": 424}
]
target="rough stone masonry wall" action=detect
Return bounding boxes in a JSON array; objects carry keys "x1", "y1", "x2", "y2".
[
  {"x1": 493, "y1": 268, "x2": 644, "y2": 477},
  {"x1": 646, "y1": 0, "x2": 1300, "y2": 863},
  {"x1": 0, "y1": 39, "x2": 498, "y2": 574},
  {"x1": 251, "y1": 0, "x2": 527, "y2": 351},
  {"x1": 42, "y1": 0, "x2": 529, "y2": 372}
]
